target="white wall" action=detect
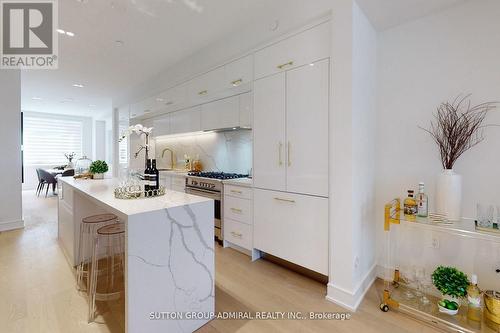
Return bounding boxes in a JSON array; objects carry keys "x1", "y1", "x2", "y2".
[
  {"x1": 327, "y1": 0, "x2": 378, "y2": 311},
  {"x1": 376, "y1": 0, "x2": 500, "y2": 283},
  {"x1": 94, "y1": 120, "x2": 106, "y2": 160},
  {"x1": 0, "y1": 71, "x2": 23, "y2": 231}
]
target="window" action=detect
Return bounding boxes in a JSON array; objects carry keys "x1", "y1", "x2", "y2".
[{"x1": 23, "y1": 114, "x2": 83, "y2": 165}]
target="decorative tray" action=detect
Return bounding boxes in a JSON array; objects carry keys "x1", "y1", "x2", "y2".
[{"x1": 114, "y1": 185, "x2": 166, "y2": 199}]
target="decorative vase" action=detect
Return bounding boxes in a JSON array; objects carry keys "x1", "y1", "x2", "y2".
[
  {"x1": 436, "y1": 169, "x2": 462, "y2": 221},
  {"x1": 93, "y1": 173, "x2": 104, "y2": 179}
]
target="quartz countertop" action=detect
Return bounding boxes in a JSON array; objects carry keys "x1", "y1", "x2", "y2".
[
  {"x1": 59, "y1": 177, "x2": 211, "y2": 216},
  {"x1": 222, "y1": 177, "x2": 253, "y2": 187}
]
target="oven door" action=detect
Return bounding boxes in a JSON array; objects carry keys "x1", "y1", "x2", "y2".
[{"x1": 185, "y1": 187, "x2": 222, "y2": 241}]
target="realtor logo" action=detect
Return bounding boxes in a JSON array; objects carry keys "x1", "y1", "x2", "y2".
[{"x1": 1, "y1": 0, "x2": 58, "y2": 69}]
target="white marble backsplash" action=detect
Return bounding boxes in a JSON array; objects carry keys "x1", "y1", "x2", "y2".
[{"x1": 154, "y1": 130, "x2": 252, "y2": 174}]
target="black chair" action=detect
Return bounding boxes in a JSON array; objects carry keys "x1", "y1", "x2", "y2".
[
  {"x1": 38, "y1": 169, "x2": 58, "y2": 197},
  {"x1": 35, "y1": 168, "x2": 46, "y2": 197},
  {"x1": 60, "y1": 169, "x2": 75, "y2": 177}
]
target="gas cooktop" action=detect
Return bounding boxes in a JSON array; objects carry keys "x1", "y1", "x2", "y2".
[{"x1": 187, "y1": 172, "x2": 249, "y2": 180}]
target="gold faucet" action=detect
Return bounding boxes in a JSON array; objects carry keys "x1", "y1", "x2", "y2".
[{"x1": 161, "y1": 147, "x2": 175, "y2": 170}]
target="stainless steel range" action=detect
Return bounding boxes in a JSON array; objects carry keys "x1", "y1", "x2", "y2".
[{"x1": 185, "y1": 172, "x2": 248, "y2": 243}]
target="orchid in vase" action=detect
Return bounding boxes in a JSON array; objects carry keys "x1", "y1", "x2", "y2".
[{"x1": 119, "y1": 124, "x2": 154, "y2": 168}]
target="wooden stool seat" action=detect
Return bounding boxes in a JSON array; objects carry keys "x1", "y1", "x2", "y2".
[
  {"x1": 82, "y1": 213, "x2": 117, "y2": 224},
  {"x1": 97, "y1": 223, "x2": 125, "y2": 236}
]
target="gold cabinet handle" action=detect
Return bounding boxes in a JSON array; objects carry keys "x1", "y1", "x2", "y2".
[
  {"x1": 277, "y1": 61, "x2": 294, "y2": 70},
  {"x1": 274, "y1": 197, "x2": 295, "y2": 203},
  {"x1": 278, "y1": 142, "x2": 283, "y2": 166},
  {"x1": 230, "y1": 189, "x2": 242, "y2": 194},
  {"x1": 231, "y1": 231, "x2": 243, "y2": 238},
  {"x1": 287, "y1": 141, "x2": 291, "y2": 167},
  {"x1": 230, "y1": 207, "x2": 242, "y2": 213},
  {"x1": 231, "y1": 79, "x2": 243, "y2": 86},
  {"x1": 198, "y1": 90, "x2": 208, "y2": 95}
]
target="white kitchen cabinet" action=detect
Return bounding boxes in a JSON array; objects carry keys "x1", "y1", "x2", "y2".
[
  {"x1": 224, "y1": 219, "x2": 252, "y2": 251},
  {"x1": 187, "y1": 66, "x2": 225, "y2": 104},
  {"x1": 224, "y1": 55, "x2": 253, "y2": 91},
  {"x1": 224, "y1": 195, "x2": 253, "y2": 225},
  {"x1": 169, "y1": 106, "x2": 201, "y2": 134},
  {"x1": 201, "y1": 95, "x2": 239, "y2": 131},
  {"x1": 223, "y1": 183, "x2": 253, "y2": 253},
  {"x1": 286, "y1": 59, "x2": 329, "y2": 197},
  {"x1": 253, "y1": 188, "x2": 328, "y2": 275},
  {"x1": 171, "y1": 176, "x2": 186, "y2": 192},
  {"x1": 152, "y1": 114, "x2": 170, "y2": 137},
  {"x1": 254, "y1": 21, "x2": 330, "y2": 80},
  {"x1": 130, "y1": 98, "x2": 154, "y2": 119},
  {"x1": 154, "y1": 83, "x2": 188, "y2": 113},
  {"x1": 253, "y1": 60, "x2": 329, "y2": 197},
  {"x1": 253, "y1": 72, "x2": 286, "y2": 192},
  {"x1": 238, "y1": 92, "x2": 253, "y2": 128}
]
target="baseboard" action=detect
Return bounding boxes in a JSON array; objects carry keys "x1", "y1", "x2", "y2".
[
  {"x1": 0, "y1": 219, "x2": 25, "y2": 232},
  {"x1": 326, "y1": 263, "x2": 377, "y2": 311}
]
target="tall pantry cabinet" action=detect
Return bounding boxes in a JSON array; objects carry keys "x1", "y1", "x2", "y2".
[{"x1": 252, "y1": 21, "x2": 330, "y2": 275}]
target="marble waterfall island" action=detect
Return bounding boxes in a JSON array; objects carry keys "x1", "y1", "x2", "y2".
[{"x1": 57, "y1": 177, "x2": 214, "y2": 333}]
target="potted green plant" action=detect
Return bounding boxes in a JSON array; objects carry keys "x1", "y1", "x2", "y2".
[
  {"x1": 89, "y1": 160, "x2": 108, "y2": 179},
  {"x1": 432, "y1": 266, "x2": 469, "y2": 315}
]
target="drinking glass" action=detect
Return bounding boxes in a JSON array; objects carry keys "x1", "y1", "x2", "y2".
[
  {"x1": 401, "y1": 265, "x2": 415, "y2": 299},
  {"x1": 477, "y1": 203, "x2": 494, "y2": 228},
  {"x1": 416, "y1": 267, "x2": 431, "y2": 304}
]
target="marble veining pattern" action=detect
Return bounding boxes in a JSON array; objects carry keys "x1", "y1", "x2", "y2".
[{"x1": 155, "y1": 130, "x2": 252, "y2": 174}]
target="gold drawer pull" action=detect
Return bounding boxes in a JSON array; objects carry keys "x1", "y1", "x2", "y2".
[
  {"x1": 198, "y1": 90, "x2": 208, "y2": 95},
  {"x1": 230, "y1": 207, "x2": 242, "y2": 213},
  {"x1": 230, "y1": 189, "x2": 243, "y2": 194},
  {"x1": 274, "y1": 197, "x2": 295, "y2": 203},
  {"x1": 278, "y1": 142, "x2": 283, "y2": 166},
  {"x1": 231, "y1": 231, "x2": 243, "y2": 238},
  {"x1": 277, "y1": 61, "x2": 293, "y2": 69},
  {"x1": 231, "y1": 79, "x2": 243, "y2": 86}
]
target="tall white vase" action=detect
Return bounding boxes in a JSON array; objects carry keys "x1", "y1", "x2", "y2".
[{"x1": 435, "y1": 169, "x2": 462, "y2": 220}]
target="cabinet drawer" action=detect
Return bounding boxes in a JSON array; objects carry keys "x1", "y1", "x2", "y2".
[
  {"x1": 224, "y1": 195, "x2": 252, "y2": 225},
  {"x1": 224, "y1": 219, "x2": 252, "y2": 250},
  {"x1": 224, "y1": 184, "x2": 252, "y2": 200},
  {"x1": 253, "y1": 189, "x2": 328, "y2": 275},
  {"x1": 172, "y1": 176, "x2": 186, "y2": 187},
  {"x1": 254, "y1": 21, "x2": 330, "y2": 80}
]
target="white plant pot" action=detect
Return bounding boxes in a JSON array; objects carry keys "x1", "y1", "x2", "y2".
[
  {"x1": 435, "y1": 169, "x2": 462, "y2": 220},
  {"x1": 93, "y1": 173, "x2": 104, "y2": 179}
]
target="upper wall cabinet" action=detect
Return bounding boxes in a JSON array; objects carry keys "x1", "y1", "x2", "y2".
[
  {"x1": 187, "y1": 66, "x2": 225, "y2": 105},
  {"x1": 254, "y1": 21, "x2": 330, "y2": 80},
  {"x1": 152, "y1": 83, "x2": 188, "y2": 114},
  {"x1": 170, "y1": 106, "x2": 201, "y2": 135},
  {"x1": 201, "y1": 96, "x2": 239, "y2": 131},
  {"x1": 130, "y1": 98, "x2": 154, "y2": 119},
  {"x1": 223, "y1": 55, "x2": 253, "y2": 92}
]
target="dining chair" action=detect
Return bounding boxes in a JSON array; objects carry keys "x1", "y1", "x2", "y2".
[
  {"x1": 60, "y1": 169, "x2": 75, "y2": 177},
  {"x1": 38, "y1": 169, "x2": 58, "y2": 197},
  {"x1": 35, "y1": 168, "x2": 46, "y2": 197}
]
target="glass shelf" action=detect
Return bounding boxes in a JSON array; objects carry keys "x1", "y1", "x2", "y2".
[
  {"x1": 385, "y1": 199, "x2": 500, "y2": 241},
  {"x1": 379, "y1": 279, "x2": 499, "y2": 333}
]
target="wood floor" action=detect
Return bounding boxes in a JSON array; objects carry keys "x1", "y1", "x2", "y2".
[{"x1": 0, "y1": 191, "x2": 441, "y2": 333}]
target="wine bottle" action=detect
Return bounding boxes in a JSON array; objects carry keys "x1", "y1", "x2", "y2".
[
  {"x1": 144, "y1": 159, "x2": 152, "y2": 196},
  {"x1": 151, "y1": 159, "x2": 159, "y2": 191},
  {"x1": 417, "y1": 182, "x2": 428, "y2": 217}
]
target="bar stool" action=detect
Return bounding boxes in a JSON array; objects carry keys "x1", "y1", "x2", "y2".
[
  {"x1": 88, "y1": 222, "x2": 125, "y2": 323},
  {"x1": 76, "y1": 213, "x2": 118, "y2": 292}
]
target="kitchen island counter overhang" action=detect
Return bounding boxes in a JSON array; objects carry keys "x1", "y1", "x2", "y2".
[{"x1": 57, "y1": 176, "x2": 214, "y2": 333}]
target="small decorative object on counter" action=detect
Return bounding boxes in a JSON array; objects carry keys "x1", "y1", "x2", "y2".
[
  {"x1": 64, "y1": 152, "x2": 76, "y2": 169},
  {"x1": 432, "y1": 266, "x2": 469, "y2": 315},
  {"x1": 114, "y1": 185, "x2": 166, "y2": 200},
  {"x1": 184, "y1": 154, "x2": 192, "y2": 171},
  {"x1": 89, "y1": 160, "x2": 108, "y2": 179},
  {"x1": 466, "y1": 274, "x2": 481, "y2": 322},
  {"x1": 119, "y1": 124, "x2": 153, "y2": 169},
  {"x1": 75, "y1": 155, "x2": 92, "y2": 175},
  {"x1": 416, "y1": 182, "x2": 428, "y2": 217},
  {"x1": 192, "y1": 154, "x2": 202, "y2": 172},
  {"x1": 420, "y1": 95, "x2": 497, "y2": 221},
  {"x1": 403, "y1": 190, "x2": 417, "y2": 221}
]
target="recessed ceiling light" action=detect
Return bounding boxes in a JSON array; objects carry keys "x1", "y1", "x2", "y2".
[
  {"x1": 57, "y1": 29, "x2": 65, "y2": 34},
  {"x1": 165, "y1": 101, "x2": 174, "y2": 105},
  {"x1": 65, "y1": 31, "x2": 75, "y2": 37},
  {"x1": 115, "y1": 40, "x2": 124, "y2": 47},
  {"x1": 156, "y1": 97, "x2": 164, "y2": 102},
  {"x1": 89, "y1": 104, "x2": 96, "y2": 108},
  {"x1": 32, "y1": 97, "x2": 42, "y2": 100},
  {"x1": 144, "y1": 109, "x2": 151, "y2": 113},
  {"x1": 72, "y1": 83, "x2": 84, "y2": 88}
]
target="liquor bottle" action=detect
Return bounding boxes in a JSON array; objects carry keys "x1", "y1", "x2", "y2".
[
  {"x1": 404, "y1": 190, "x2": 417, "y2": 221},
  {"x1": 417, "y1": 182, "x2": 429, "y2": 217},
  {"x1": 467, "y1": 274, "x2": 481, "y2": 322},
  {"x1": 144, "y1": 159, "x2": 152, "y2": 196},
  {"x1": 151, "y1": 159, "x2": 159, "y2": 191}
]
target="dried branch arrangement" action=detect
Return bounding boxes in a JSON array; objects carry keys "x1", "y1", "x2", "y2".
[{"x1": 421, "y1": 95, "x2": 497, "y2": 169}]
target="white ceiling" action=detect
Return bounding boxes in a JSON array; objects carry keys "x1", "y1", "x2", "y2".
[{"x1": 21, "y1": 0, "x2": 468, "y2": 119}]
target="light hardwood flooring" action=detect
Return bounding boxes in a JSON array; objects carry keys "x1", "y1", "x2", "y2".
[{"x1": 0, "y1": 191, "x2": 441, "y2": 333}]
